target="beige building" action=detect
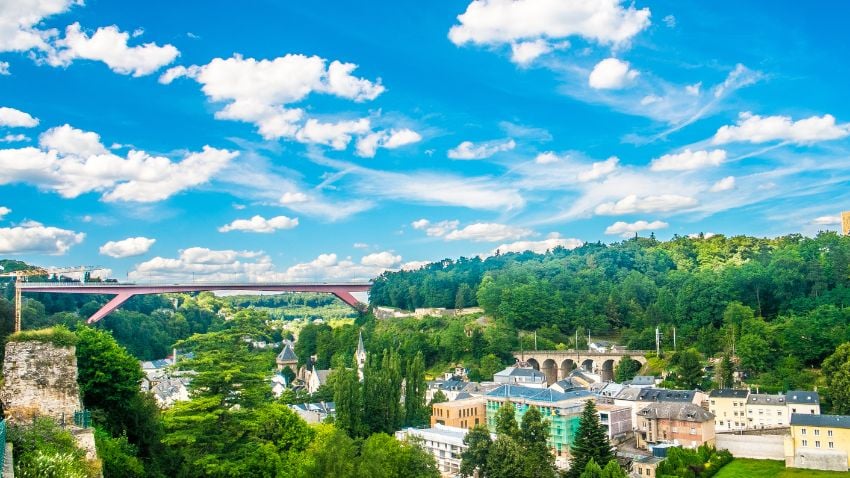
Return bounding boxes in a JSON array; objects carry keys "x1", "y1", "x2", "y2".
[
  {"x1": 786, "y1": 390, "x2": 820, "y2": 416},
  {"x1": 746, "y1": 393, "x2": 788, "y2": 429},
  {"x1": 709, "y1": 389, "x2": 749, "y2": 432},
  {"x1": 431, "y1": 397, "x2": 486, "y2": 429},
  {"x1": 842, "y1": 211, "x2": 850, "y2": 236},
  {"x1": 786, "y1": 414, "x2": 850, "y2": 472},
  {"x1": 635, "y1": 402, "x2": 716, "y2": 450}
]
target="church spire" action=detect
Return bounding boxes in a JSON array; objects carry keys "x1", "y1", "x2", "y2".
[{"x1": 355, "y1": 330, "x2": 367, "y2": 381}]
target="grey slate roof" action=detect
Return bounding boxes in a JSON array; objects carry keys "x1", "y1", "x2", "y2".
[
  {"x1": 637, "y1": 402, "x2": 714, "y2": 422},
  {"x1": 486, "y1": 384, "x2": 594, "y2": 403},
  {"x1": 638, "y1": 388, "x2": 696, "y2": 402},
  {"x1": 747, "y1": 393, "x2": 786, "y2": 405},
  {"x1": 614, "y1": 386, "x2": 642, "y2": 401},
  {"x1": 495, "y1": 367, "x2": 546, "y2": 378},
  {"x1": 277, "y1": 344, "x2": 298, "y2": 362},
  {"x1": 709, "y1": 388, "x2": 749, "y2": 398},
  {"x1": 790, "y1": 414, "x2": 850, "y2": 428},
  {"x1": 628, "y1": 376, "x2": 656, "y2": 386},
  {"x1": 786, "y1": 390, "x2": 819, "y2": 404}
]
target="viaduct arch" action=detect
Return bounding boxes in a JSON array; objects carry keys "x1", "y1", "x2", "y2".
[{"x1": 514, "y1": 350, "x2": 649, "y2": 385}]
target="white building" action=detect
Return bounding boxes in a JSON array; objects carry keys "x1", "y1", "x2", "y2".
[
  {"x1": 396, "y1": 424, "x2": 481, "y2": 477},
  {"x1": 493, "y1": 366, "x2": 546, "y2": 388},
  {"x1": 746, "y1": 393, "x2": 788, "y2": 429}
]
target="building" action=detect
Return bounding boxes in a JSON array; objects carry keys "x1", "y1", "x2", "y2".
[
  {"x1": 306, "y1": 367, "x2": 331, "y2": 394},
  {"x1": 842, "y1": 211, "x2": 850, "y2": 236},
  {"x1": 625, "y1": 376, "x2": 657, "y2": 388},
  {"x1": 596, "y1": 403, "x2": 632, "y2": 441},
  {"x1": 635, "y1": 402, "x2": 715, "y2": 450},
  {"x1": 289, "y1": 402, "x2": 335, "y2": 424},
  {"x1": 271, "y1": 373, "x2": 288, "y2": 398},
  {"x1": 786, "y1": 414, "x2": 850, "y2": 472},
  {"x1": 745, "y1": 393, "x2": 788, "y2": 429},
  {"x1": 355, "y1": 331, "x2": 367, "y2": 381},
  {"x1": 604, "y1": 387, "x2": 704, "y2": 429},
  {"x1": 493, "y1": 366, "x2": 547, "y2": 388},
  {"x1": 708, "y1": 389, "x2": 750, "y2": 432},
  {"x1": 786, "y1": 390, "x2": 820, "y2": 416},
  {"x1": 397, "y1": 425, "x2": 478, "y2": 476},
  {"x1": 549, "y1": 377, "x2": 585, "y2": 394},
  {"x1": 632, "y1": 455, "x2": 664, "y2": 478},
  {"x1": 485, "y1": 384, "x2": 593, "y2": 464},
  {"x1": 431, "y1": 397, "x2": 486, "y2": 429},
  {"x1": 276, "y1": 343, "x2": 298, "y2": 373}
]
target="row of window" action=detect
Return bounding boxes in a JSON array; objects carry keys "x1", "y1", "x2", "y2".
[
  {"x1": 800, "y1": 428, "x2": 833, "y2": 436},
  {"x1": 800, "y1": 440, "x2": 834, "y2": 449}
]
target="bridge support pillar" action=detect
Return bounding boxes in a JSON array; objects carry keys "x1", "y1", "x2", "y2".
[{"x1": 87, "y1": 292, "x2": 136, "y2": 324}]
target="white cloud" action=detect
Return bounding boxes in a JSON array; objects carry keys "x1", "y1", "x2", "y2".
[
  {"x1": 353, "y1": 242, "x2": 369, "y2": 249},
  {"x1": 812, "y1": 215, "x2": 841, "y2": 226},
  {"x1": 0, "y1": 220, "x2": 84, "y2": 255},
  {"x1": 0, "y1": 206, "x2": 10, "y2": 219},
  {"x1": 218, "y1": 215, "x2": 299, "y2": 233},
  {"x1": 713, "y1": 112, "x2": 850, "y2": 145},
  {"x1": 0, "y1": 0, "x2": 79, "y2": 53},
  {"x1": 604, "y1": 219, "x2": 668, "y2": 238},
  {"x1": 709, "y1": 176, "x2": 735, "y2": 192},
  {"x1": 160, "y1": 54, "x2": 384, "y2": 149},
  {"x1": 685, "y1": 82, "x2": 701, "y2": 96},
  {"x1": 0, "y1": 131, "x2": 237, "y2": 202},
  {"x1": 594, "y1": 194, "x2": 697, "y2": 215},
  {"x1": 411, "y1": 219, "x2": 460, "y2": 237},
  {"x1": 588, "y1": 58, "x2": 639, "y2": 90},
  {"x1": 448, "y1": 138, "x2": 515, "y2": 160},
  {"x1": 534, "y1": 151, "x2": 562, "y2": 164},
  {"x1": 361, "y1": 251, "x2": 401, "y2": 268},
  {"x1": 39, "y1": 124, "x2": 108, "y2": 156},
  {"x1": 510, "y1": 39, "x2": 553, "y2": 66},
  {"x1": 48, "y1": 23, "x2": 179, "y2": 76},
  {"x1": 650, "y1": 149, "x2": 726, "y2": 171},
  {"x1": 0, "y1": 106, "x2": 38, "y2": 127},
  {"x1": 449, "y1": 0, "x2": 651, "y2": 48},
  {"x1": 0, "y1": 61, "x2": 9, "y2": 75},
  {"x1": 280, "y1": 191, "x2": 309, "y2": 204},
  {"x1": 99, "y1": 236, "x2": 155, "y2": 258},
  {"x1": 662, "y1": 14, "x2": 676, "y2": 28},
  {"x1": 577, "y1": 156, "x2": 619, "y2": 181},
  {"x1": 401, "y1": 260, "x2": 431, "y2": 271},
  {"x1": 1, "y1": 134, "x2": 28, "y2": 143},
  {"x1": 490, "y1": 233, "x2": 583, "y2": 255},
  {"x1": 355, "y1": 128, "x2": 421, "y2": 157},
  {"x1": 445, "y1": 222, "x2": 533, "y2": 242}
]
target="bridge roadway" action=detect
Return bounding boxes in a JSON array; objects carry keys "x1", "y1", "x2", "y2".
[
  {"x1": 513, "y1": 349, "x2": 649, "y2": 384},
  {"x1": 18, "y1": 282, "x2": 372, "y2": 324}
]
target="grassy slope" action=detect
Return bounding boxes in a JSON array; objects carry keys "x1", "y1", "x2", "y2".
[{"x1": 716, "y1": 459, "x2": 849, "y2": 477}]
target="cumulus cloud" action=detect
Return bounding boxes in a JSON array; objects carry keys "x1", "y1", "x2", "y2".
[
  {"x1": 1, "y1": 134, "x2": 29, "y2": 143},
  {"x1": 447, "y1": 138, "x2": 516, "y2": 160},
  {"x1": 510, "y1": 39, "x2": 554, "y2": 66},
  {"x1": 0, "y1": 0, "x2": 79, "y2": 53},
  {"x1": 594, "y1": 194, "x2": 697, "y2": 215},
  {"x1": 604, "y1": 219, "x2": 668, "y2": 238},
  {"x1": 411, "y1": 219, "x2": 460, "y2": 237},
  {"x1": 577, "y1": 156, "x2": 619, "y2": 181},
  {"x1": 490, "y1": 233, "x2": 583, "y2": 255},
  {"x1": 355, "y1": 128, "x2": 422, "y2": 157},
  {"x1": 360, "y1": 251, "x2": 401, "y2": 268},
  {"x1": 449, "y1": 0, "x2": 651, "y2": 52},
  {"x1": 0, "y1": 106, "x2": 39, "y2": 127},
  {"x1": 709, "y1": 176, "x2": 735, "y2": 192},
  {"x1": 39, "y1": 124, "x2": 108, "y2": 156},
  {"x1": 588, "y1": 58, "x2": 639, "y2": 90},
  {"x1": 218, "y1": 215, "x2": 299, "y2": 233},
  {"x1": 0, "y1": 61, "x2": 9, "y2": 75},
  {"x1": 534, "y1": 152, "x2": 562, "y2": 164},
  {"x1": 0, "y1": 127, "x2": 237, "y2": 202},
  {"x1": 0, "y1": 206, "x2": 10, "y2": 219},
  {"x1": 445, "y1": 222, "x2": 533, "y2": 242},
  {"x1": 812, "y1": 215, "x2": 841, "y2": 226},
  {"x1": 279, "y1": 191, "x2": 309, "y2": 204},
  {"x1": 99, "y1": 236, "x2": 155, "y2": 258},
  {"x1": 713, "y1": 112, "x2": 850, "y2": 145},
  {"x1": 650, "y1": 149, "x2": 726, "y2": 171},
  {"x1": 159, "y1": 54, "x2": 385, "y2": 149},
  {"x1": 0, "y1": 220, "x2": 84, "y2": 255},
  {"x1": 48, "y1": 23, "x2": 179, "y2": 76}
]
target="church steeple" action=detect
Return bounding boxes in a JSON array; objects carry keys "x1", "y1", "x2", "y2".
[{"x1": 355, "y1": 330, "x2": 367, "y2": 381}]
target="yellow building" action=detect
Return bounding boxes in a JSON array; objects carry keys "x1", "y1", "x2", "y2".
[
  {"x1": 708, "y1": 389, "x2": 749, "y2": 432},
  {"x1": 431, "y1": 397, "x2": 486, "y2": 429},
  {"x1": 786, "y1": 414, "x2": 850, "y2": 472},
  {"x1": 842, "y1": 211, "x2": 850, "y2": 236}
]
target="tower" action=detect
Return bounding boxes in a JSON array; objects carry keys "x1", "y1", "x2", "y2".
[
  {"x1": 842, "y1": 211, "x2": 850, "y2": 236},
  {"x1": 355, "y1": 330, "x2": 367, "y2": 381}
]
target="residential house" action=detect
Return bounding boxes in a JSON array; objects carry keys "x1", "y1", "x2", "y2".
[
  {"x1": 636, "y1": 402, "x2": 715, "y2": 450},
  {"x1": 306, "y1": 367, "x2": 331, "y2": 394},
  {"x1": 625, "y1": 376, "x2": 657, "y2": 388},
  {"x1": 431, "y1": 397, "x2": 486, "y2": 429},
  {"x1": 708, "y1": 389, "x2": 750, "y2": 432},
  {"x1": 606, "y1": 387, "x2": 704, "y2": 430},
  {"x1": 596, "y1": 403, "x2": 632, "y2": 441},
  {"x1": 549, "y1": 377, "x2": 585, "y2": 394},
  {"x1": 396, "y1": 424, "x2": 480, "y2": 477},
  {"x1": 632, "y1": 455, "x2": 664, "y2": 478},
  {"x1": 786, "y1": 390, "x2": 820, "y2": 416},
  {"x1": 493, "y1": 366, "x2": 547, "y2": 388},
  {"x1": 786, "y1": 414, "x2": 850, "y2": 472},
  {"x1": 289, "y1": 402, "x2": 335, "y2": 424},
  {"x1": 271, "y1": 373, "x2": 288, "y2": 398},
  {"x1": 745, "y1": 393, "x2": 787, "y2": 429}
]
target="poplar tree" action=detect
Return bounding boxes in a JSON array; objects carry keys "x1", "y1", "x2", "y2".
[
  {"x1": 332, "y1": 367, "x2": 364, "y2": 437},
  {"x1": 404, "y1": 351, "x2": 427, "y2": 426},
  {"x1": 567, "y1": 400, "x2": 614, "y2": 478}
]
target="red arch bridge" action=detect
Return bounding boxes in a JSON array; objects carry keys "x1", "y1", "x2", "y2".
[{"x1": 17, "y1": 282, "x2": 372, "y2": 324}]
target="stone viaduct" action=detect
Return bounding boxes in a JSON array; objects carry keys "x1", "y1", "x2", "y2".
[{"x1": 512, "y1": 350, "x2": 649, "y2": 384}]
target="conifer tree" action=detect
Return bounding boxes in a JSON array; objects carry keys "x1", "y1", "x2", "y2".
[{"x1": 567, "y1": 400, "x2": 614, "y2": 478}]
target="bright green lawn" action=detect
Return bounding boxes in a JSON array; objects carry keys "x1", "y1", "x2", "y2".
[{"x1": 715, "y1": 459, "x2": 849, "y2": 477}]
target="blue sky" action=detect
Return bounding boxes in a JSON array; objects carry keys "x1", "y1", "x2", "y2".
[{"x1": 1, "y1": 0, "x2": 849, "y2": 282}]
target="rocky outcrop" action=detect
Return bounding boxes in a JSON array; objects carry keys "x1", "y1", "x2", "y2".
[{"x1": 1, "y1": 340, "x2": 82, "y2": 424}]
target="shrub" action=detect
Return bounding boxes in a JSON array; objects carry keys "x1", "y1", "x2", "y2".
[{"x1": 9, "y1": 326, "x2": 78, "y2": 347}]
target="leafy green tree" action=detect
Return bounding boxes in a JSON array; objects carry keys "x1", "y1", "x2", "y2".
[
  {"x1": 10, "y1": 418, "x2": 96, "y2": 478},
  {"x1": 579, "y1": 459, "x2": 603, "y2": 478},
  {"x1": 460, "y1": 424, "x2": 492, "y2": 477},
  {"x1": 485, "y1": 436, "x2": 525, "y2": 478},
  {"x1": 567, "y1": 400, "x2": 614, "y2": 478},
  {"x1": 95, "y1": 429, "x2": 145, "y2": 478},
  {"x1": 404, "y1": 351, "x2": 428, "y2": 426},
  {"x1": 364, "y1": 349, "x2": 404, "y2": 434},
  {"x1": 518, "y1": 406, "x2": 556, "y2": 478},
  {"x1": 430, "y1": 389, "x2": 448, "y2": 406},
  {"x1": 357, "y1": 433, "x2": 439, "y2": 478},
  {"x1": 613, "y1": 355, "x2": 642, "y2": 382},
  {"x1": 479, "y1": 353, "x2": 506, "y2": 380},
  {"x1": 823, "y1": 342, "x2": 850, "y2": 414},
  {"x1": 494, "y1": 402, "x2": 519, "y2": 439},
  {"x1": 296, "y1": 424, "x2": 357, "y2": 478},
  {"x1": 737, "y1": 333, "x2": 771, "y2": 374},
  {"x1": 671, "y1": 349, "x2": 703, "y2": 389},
  {"x1": 717, "y1": 352, "x2": 735, "y2": 389}
]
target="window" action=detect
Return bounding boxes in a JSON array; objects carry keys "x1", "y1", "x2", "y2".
[
  {"x1": 828, "y1": 430, "x2": 833, "y2": 437},
  {"x1": 802, "y1": 440, "x2": 808, "y2": 447},
  {"x1": 690, "y1": 428, "x2": 696, "y2": 435},
  {"x1": 711, "y1": 400, "x2": 715, "y2": 405},
  {"x1": 816, "y1": 441, "x2": 821, "y2": 448},
  {"x1": 829, "y1": 442, "x2": 835, "y2": 449},
  {"x1": 801, "y1": 429, "x2": 807, "y2": 435},
  {"x1": 814, "y1": 429, "x2": 820, "y2": 436}
]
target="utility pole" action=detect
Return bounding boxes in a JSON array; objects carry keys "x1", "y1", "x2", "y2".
[
  {"x1": 534, "y1": 330, "x2": 538, "y2": 351},
  {"x1": 673, "y1": 327, "x2": 677, "y2": 351},
  {"x1": 588, "y1": 329, "x2": 591, "y2": 351},
  {"x1": 655, "y1": 327, "x2": 662, "y2": 356}
]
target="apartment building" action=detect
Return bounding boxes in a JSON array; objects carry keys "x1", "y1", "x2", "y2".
[{"x1": 431, "y1": 396, "x2": 486, "y2": 429}]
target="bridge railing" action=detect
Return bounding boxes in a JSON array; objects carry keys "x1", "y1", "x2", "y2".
[
  {"x1": 18, "y1": 281, "x2": 372, "y2": 288},
  {"x1": 513, "y1": 349, "x2": 650, "y2": 355}
]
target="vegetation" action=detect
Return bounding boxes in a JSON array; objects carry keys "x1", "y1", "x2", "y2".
[
  {"x1": 714, "y1": 459, "x2": 850, "y2": 477},
  {"x1": 822, "y1": 342, "x2": 850, "y2": 414},
  {"x1": 579, "y1": 459, "x2": 627, "y2": 478},
  {"x1": 655, "y1": 445, "x2": 732, "y2": 477},
  {"x1": 8, "y1": 325, "x2": 78, "y2": 347},
  {"x1": 9, "y1": 418, "x2": 98, "y2": 478},
  {"x1": 567, "y1": 400, "x2": 615, "y2": 478}
]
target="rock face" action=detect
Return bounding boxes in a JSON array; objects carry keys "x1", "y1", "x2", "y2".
[{"x1": 1, "y1": 340, "x2": 83, "y2": 424}]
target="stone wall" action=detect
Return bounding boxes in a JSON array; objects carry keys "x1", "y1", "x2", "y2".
[
  {"x1": 0, "y1": 340, "x2": 83, "y2": 424},
  {"x1": 715, "y1": 433, "x2": 786, "y2": 460}
]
